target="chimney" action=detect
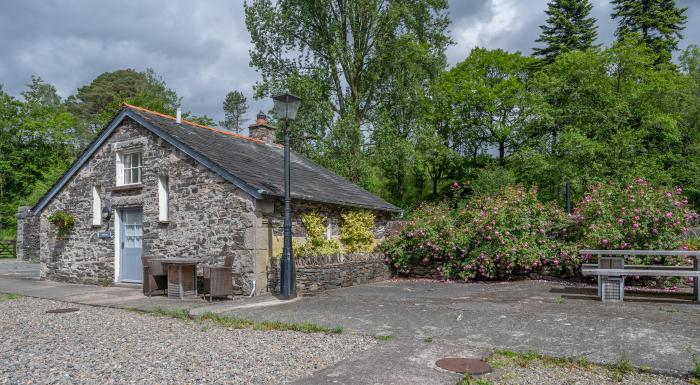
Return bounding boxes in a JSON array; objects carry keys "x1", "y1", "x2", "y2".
[
  {"x1": 176, "y1": 107, "x2": 182, "y2": 123},
  {"x1": 248, "y1": 111, "x2": 276, "y2": 144}
]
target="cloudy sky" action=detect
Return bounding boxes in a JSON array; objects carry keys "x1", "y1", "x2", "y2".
[{"x1": 1, "y1": 0, "x2": 699, "y2": 125}]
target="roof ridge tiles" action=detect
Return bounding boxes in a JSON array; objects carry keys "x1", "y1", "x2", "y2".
[{"x1": 121, "y1": 103, "x2": 283, "y2": 148}]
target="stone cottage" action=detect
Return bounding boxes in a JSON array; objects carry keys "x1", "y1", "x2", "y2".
[{"x1": 16, "y1": 104, "x2": 400, "y2": 294}]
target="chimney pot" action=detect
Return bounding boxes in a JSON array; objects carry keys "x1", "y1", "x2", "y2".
[
  {"x1": 249, "y1": 111, "x2": 276, "y2": 144},
  {"x1": 256, "y1": 111, "x2": 267, "y2": 125},
  {"x1": 176, "y1": 108, "x2": 182, "y2": 123}
]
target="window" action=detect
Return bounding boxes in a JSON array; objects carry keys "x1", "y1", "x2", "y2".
[
  {"x1": 325, "y1": 219, "x2": 333, "y2": 240},
  {"x1": 116, "y1": 151, "x2": 142, "y2": 186},
  {"x1": 92, "y1": 186, "x2": 101, "y2": 226},
  {"x1": 158, "y1": 176, "x2": 169, "y2": 222}
]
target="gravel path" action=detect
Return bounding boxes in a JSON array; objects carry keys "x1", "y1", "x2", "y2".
[{"x1": 0, "y1": 297, "x2": 373, "y2": 384}]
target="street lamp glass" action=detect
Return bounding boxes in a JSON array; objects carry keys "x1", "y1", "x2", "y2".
[{"x1": 272, "y1": 93, "x2": 302, "y2": 120}]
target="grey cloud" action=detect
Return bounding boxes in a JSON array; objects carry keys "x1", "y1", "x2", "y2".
[{"x1": 1, "y1": 0, "x2": 699, "y2": 124}]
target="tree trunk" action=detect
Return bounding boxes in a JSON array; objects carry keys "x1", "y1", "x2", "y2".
[{"x1": 499, "y1": 142, "x2": 505, "y2": 164}]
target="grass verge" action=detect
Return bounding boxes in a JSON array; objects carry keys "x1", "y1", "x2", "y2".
[
  {"x1": 141, "y1": 307, "x2": 343, "y2": 334},
  {"x1": 458, "y1": 350, "x2": 678, "y2": 384},
  {"x1": 0, "y1": 293, "x2": 19, "y2": 301}
]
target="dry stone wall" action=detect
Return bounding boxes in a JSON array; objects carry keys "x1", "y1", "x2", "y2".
[{"x1": 267, "y1": 253, "x2": 390, "y2": 296}]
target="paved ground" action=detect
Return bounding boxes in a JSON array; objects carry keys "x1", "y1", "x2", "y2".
[
  {"x1": 0, "y1": 259, "x2": 40, "y2": 279},
  {"x1": 1, "y1": 277, "x2": 699, "y2": 384},
  {"x1": 223, "y1": 280, "x2": 700, "y2": 384}
]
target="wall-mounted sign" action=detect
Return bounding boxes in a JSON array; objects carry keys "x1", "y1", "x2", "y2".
[{"x1": 97, "y1": 231, "x2": 113, "y2": 239}]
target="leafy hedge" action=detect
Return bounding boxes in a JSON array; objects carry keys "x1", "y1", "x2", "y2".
[{"x1": 383, "y1": 180, "x2": 698, "y2": 281}]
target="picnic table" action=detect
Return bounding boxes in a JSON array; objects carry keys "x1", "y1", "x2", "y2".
[
  {"x1": 580, "y1": 250, "x2": 700, "y2": 302},
  {"x1": 151, "y1": 258, "x2": 200, "y2": 299}
]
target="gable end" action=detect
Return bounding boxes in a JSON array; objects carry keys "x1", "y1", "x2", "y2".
[{"x1": 32, "y1": 108, "x2": 262, "y2": 213}]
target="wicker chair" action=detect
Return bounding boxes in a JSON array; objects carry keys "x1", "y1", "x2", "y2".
[
  {"x1": 202, "y1": 255, "x2": 235, "y2": 302},
  {"x1": 142, "y1": 256, "x2": 167, "y2": 297}
]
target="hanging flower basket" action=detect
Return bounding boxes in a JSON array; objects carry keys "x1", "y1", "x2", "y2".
[{"x1": 47, "y1": 211, "x2": 75, "y2": 239}]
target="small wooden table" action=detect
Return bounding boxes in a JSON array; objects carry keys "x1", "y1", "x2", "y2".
[{"x1": 151, "y1": 258, "x2": 200, "y2": 299}]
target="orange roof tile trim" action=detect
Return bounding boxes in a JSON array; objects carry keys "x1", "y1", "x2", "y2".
[{"x1": 121, "y1": 103, "x2": 283, "y2": 148}]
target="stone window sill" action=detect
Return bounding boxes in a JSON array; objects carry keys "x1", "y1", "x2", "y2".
[
  {"x1": 109, "y1": 184, "x2": 144, "y2": 192},
  {"x1": 158, "y1": 220, "x2": 170, "y2": 225}
]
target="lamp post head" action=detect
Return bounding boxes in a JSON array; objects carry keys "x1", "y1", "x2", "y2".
[{"x1": 272, "y1": 92, "x2": 302, "y2": 120}]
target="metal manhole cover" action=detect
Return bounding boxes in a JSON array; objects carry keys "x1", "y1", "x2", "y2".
[
  {"x1": 435, "y1": 357, "x2": 492, "y2": 375},
  {"x1": 46, "y1": 308, "x2": 80, "y2": 314}
]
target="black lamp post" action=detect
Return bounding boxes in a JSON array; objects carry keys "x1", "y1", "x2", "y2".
[{"x1": 272, "y1": 92, "x2": 302, "y2": 300}]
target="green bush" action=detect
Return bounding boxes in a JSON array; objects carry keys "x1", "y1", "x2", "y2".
[
  {"x1": 470, "y1": 166, "x2": 516, "y2": 196},
  {"x1": 573, "y1": 179, "x2": 698, "y2": 266},
  {"x1": 292, "y1": 212, "x2": 341, "y2": 257},
  {"x1": 383, "y1": 185, "x2": 578, "y2": 280},
  {"x1": 383, "y1": 178, "x2": 699, "y2": 282},
  {"x1": 339, "y1": 211, "x2": 376, "y2": 253}
]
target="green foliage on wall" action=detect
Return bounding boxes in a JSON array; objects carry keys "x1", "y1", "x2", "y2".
[
  {"x1": 291, "y1": 211, "x2": 377, "y2": 256},
  {"x1": 47, "y1": 211, "x2": 75, "y2": 239},
  {"x1": 339, "y1": 211, "x2": 376, "y2": 253},
  {"x1": 292, "y1": 212, "x2": 342, "y2": 257}
]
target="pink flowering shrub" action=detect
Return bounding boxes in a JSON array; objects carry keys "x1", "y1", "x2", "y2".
[
  {"x1": 573, "y1": 178, "x2": 698, "y2": 266},
  {"x1": 383, "y1": 179, "x2": 699, "y2": 282},
  {"x1": 383, "y1": 186, "x2": 578, "y2": 280},
  {"x1": 381, "y1": 202, "x2": 461, "y2": 275}
]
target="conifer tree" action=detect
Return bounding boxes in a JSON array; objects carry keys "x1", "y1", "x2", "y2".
[
  {"x1": 220, "y1": 90, "x2": 248, "y2": 133},
  {"x1": 611, "y1": 0, "x2": 687, "y2": 66},
  {"x1": 533, "y1": 0, "x2": 598, "y2": 63}
]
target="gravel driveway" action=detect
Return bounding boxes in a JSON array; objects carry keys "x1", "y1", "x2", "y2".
[{"x1": 0, "y1": 297, "x2": 373, "y2": 384}]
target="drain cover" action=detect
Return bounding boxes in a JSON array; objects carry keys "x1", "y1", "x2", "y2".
[
  {"x1": 46, "y1": 308, "x2": 80, "y2": 314},
  {"x1": 435, "y1": 357, "x2": 492, "y2": 375}
]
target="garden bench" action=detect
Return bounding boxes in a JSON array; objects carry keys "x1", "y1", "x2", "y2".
[{"x1": 579, "y1": 250, "x2": 700, "y2": 302}]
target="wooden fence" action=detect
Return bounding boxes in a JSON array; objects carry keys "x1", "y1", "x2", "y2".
[{"x1": 0, "y1": 240, "x2": 16, "y2": 258}]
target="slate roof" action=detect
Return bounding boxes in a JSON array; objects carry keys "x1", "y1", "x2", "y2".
[{"x1": 33, "y1": 104, "x2": 401, "y2": 213}]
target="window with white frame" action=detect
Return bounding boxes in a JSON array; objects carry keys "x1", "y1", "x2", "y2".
[
  {"x1": 116, "y1": 151, "x2": 142, "y2": 186},
  {"x1": 92, "y1": 186, "x2": 101, "y2": 226},
  {"x1": 325, "y1": 219, "x2": 332, "y2": 240},
  {"x1": 158, "y1": 176, "x2": 169, "y2": 222}
]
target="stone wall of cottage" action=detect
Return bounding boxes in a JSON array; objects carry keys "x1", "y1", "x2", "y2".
[
  {"x1": 16, "y1": 206, "x2": 40, "y2": 262},
  {"x1": 37, "y1": 118, "x2": 259, "y2": 290}
]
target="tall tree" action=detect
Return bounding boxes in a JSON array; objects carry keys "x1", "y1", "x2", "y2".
[
  {"x1": 0, "y1": 79, "x2": 77, "y2": 231},
  {"x1": 533, "y1": 0, "x2": 598, "y2": 63},
  {"x1": 611, "y1": 0, "x2": 687, "y2": 66},
  {"x1": 67, "y1": 68, "x2": 180, "y2": 135},
  {"x1": 220, "y1": 90, "x2": 248, "y2": 133},
  {"x1": 445, "y1": 48, "x2": 537, "y2": 164},
  {"x1": 244, "y1": 0, "x2": 450, "y2": 183},
  {"x1": 21, "y1": 76, "x2": 61, "y2": 107}
]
